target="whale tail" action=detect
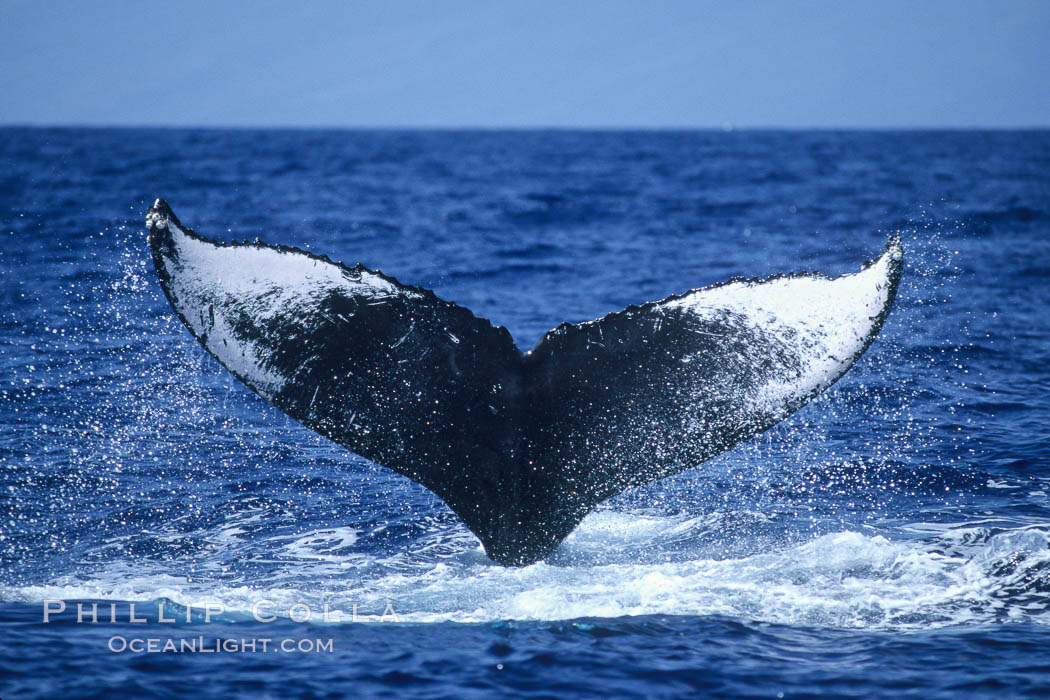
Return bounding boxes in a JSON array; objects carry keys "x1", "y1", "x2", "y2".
[{"x1": 147, "y1": 199, "x2": 903, "y2": 565}]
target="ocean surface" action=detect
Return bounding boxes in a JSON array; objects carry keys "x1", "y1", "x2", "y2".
[{"x1": 1, "y1": 128, "x2": 1048, "y2": 698}]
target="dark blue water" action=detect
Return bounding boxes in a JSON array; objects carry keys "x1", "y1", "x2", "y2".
[{"x1": 2, "y1": 128, "x2": 1049, "y2": 698}]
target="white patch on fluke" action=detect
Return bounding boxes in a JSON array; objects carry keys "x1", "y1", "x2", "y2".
[
  {"x1": 665, "y1": 242, "x2": 901, "y2": 412},
  {"x1": 156, "y1": 216, "x2": 418, "y2": 398}
]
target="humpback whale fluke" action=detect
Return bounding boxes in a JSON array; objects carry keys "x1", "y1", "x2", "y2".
[{"x1": 146, "y1": 198, "x2": 903, "y2": 565}]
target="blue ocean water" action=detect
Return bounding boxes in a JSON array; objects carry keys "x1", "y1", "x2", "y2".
[{"x1": 1, "y1": 128, "x2": 1049, "y2": 698}]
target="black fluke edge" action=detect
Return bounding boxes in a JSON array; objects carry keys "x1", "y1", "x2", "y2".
[{"x1": 146, "y1": 199, "x2": 903, "y2": 565}]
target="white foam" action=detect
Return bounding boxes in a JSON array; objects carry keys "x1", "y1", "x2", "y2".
[{"x1": 5, "y1": 509, "x2": 1047, "y2": 630}]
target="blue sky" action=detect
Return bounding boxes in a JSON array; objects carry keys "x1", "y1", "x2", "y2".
[{"x1": 1, "y1": 0, "x2": 1048, "y2": 128}]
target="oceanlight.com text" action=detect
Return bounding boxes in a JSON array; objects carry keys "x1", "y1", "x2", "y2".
[{"x1": 107, "y1": 636, "x2": 334, "y2": 654}]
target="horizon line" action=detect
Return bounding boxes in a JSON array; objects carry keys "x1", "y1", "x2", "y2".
[{"x1": 2, "y1": 122, "x2": 1049, "y2": 132}]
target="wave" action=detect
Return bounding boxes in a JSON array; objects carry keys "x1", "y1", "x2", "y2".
[{"x1": 4, "y1": 510, "x2": 1048, "y2": 631}]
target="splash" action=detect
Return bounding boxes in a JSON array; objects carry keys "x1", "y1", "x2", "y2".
[{"x1": 4, "y1": 510, "x2": 1049, "y2": 630}]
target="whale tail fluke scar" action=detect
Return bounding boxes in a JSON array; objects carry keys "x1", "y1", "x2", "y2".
[{"x1": 146, "y1": 199, "x2": 903, "y2": 565}]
